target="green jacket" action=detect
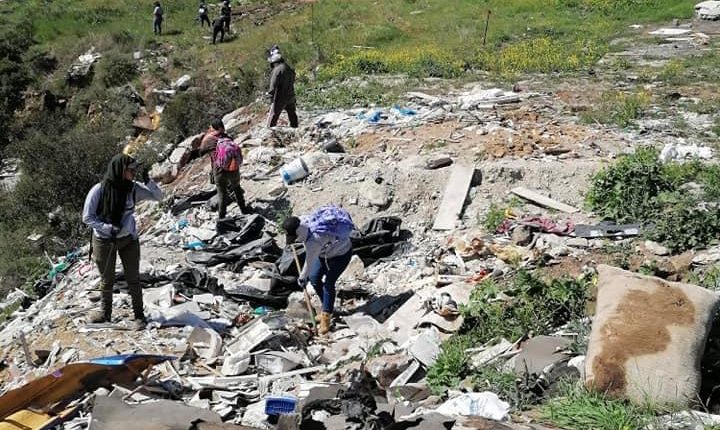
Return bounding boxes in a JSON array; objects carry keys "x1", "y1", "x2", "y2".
[{"x1": 268, "y1": 62, "x2": 296, "y2": 105}]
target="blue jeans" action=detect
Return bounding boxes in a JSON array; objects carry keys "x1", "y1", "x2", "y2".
[{"x1": 308, "y1": 250, "x2": 352, "y2": 313}]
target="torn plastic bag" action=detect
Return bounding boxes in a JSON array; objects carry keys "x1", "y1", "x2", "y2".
[
  {"x1": 224, "y1": 284, "x2": 290, "y2": 308},
  {"x1": 276, "y1": 245, "x2": 306, "y2": 277},
  {"x1": 171, "y1": 189, "x2": 217, "y2": 215},
  {"x1": 215, "y1": 214, "x2": 265, "y2": 241},
  {"x1": 186, "y1": 236, "x2": 280, "y2": 267},
  {"x1": 351, "y1": 216, "x2": 406, "y2": 264},
  {"x1": 173, "y1": 268, "x2": 222, "y2": 296}
]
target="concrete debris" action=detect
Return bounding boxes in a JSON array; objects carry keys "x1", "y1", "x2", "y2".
[
  {"x1": 696, "y1": 1, "x2": 720, "y2": 20},
  {"x1": 7, "y1": 73, "x2": 719, "y2": 430},
  {"x1": 659, "y1": 143, "x2": 713, "y2": 162},
  {"x1": 67, "y1": 47, "x2": 102, "y2": 85}
]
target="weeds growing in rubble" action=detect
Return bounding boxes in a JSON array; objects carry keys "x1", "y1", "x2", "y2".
[
  {"x1": 482, "y1": 203, "x2": 508, "y2": 233},
  {"x1": 542, "y1": 381, "x2": 659, "y2": 430},
  {"x1": 428, "y1": 271, "x2": 591, "y2": 397},
  {"x1": 581, "y1": 90, "x2": 650, "y2": 128},
  {"x1": 586, "y1": 146, "x2": 720, "y2": 252}
]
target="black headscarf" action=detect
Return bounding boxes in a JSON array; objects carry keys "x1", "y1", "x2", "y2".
[{"x1": 99, "y1": 154, "x2": 135, "y2": 227}]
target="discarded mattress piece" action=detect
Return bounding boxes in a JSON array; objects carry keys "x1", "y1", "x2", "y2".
[{"x1": 585, "y1": 265, "x2": 720, "y2": 406}]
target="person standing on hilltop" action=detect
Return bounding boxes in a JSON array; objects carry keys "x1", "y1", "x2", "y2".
[
  {"x1": 153, "y1": 1, "x2": 164, "y2": 35},
  {"x1": 221, "y1": 0, "x2": 231, "y2": 33},
  {"x1": 267, "y1": 49, "x2": 298, "y2": 128},
  {"x1": 82, "y1": 154, "x2": 163, "y2": 330},
  {"x1": 198, "y1": 1, "x2": 211, "y2": 27}
]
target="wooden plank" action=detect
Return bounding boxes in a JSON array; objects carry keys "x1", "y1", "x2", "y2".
[
  {"x1": 432, "y1": 164, "x2": 476, "y2": 230},
  {"x1": 511, "y1": 186, "x2": 579, "y2": 214}
]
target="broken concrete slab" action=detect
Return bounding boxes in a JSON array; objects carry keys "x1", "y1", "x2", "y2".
[
  {"x1": 514, "y1": 335, "x2": 571, "y2": 377},
  {"x1": 366, "y1": 353, "x2": 413, "y2": 389},
  {"x1": 511, "y1": 187, "x2": 579, "y2": 214},
  {"x1": 173, "y1": 74, "x2": 192, "y2": 91},
  {"x1": 433, "y1": 164, "x2": 476, "y2": 231},
  {"x1": 408, "y1": 329, "x2": 441, "y2": 368},
  {"x1": 696, "y1": 1, "x2": 720, "y2": 19}
]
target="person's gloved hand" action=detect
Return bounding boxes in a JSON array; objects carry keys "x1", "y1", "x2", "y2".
[
  {"x1": 110, "y1": 225, "x2": 120, "y2": 237},
  {"x1": 297, "y1": 277, "x2": 308, "y2": 289},
  {"x1": 140, "y1": 166, "x2": 151, "y2": 184}
]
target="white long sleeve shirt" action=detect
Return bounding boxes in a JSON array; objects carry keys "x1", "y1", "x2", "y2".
[{"x1": 82, "y1": 180, "x2": 163, "y2": 239}]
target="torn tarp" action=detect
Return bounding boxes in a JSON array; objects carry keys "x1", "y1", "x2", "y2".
[
  {"x1": 173, "y1": 268, "x2": 222, "y2": 296},
  {"x1": 0, "y1": 354, "x2": 174, "y2": 420},
  {"x1": 186, "y1": 236, "x2": 281, "y2": 269},
  {"x1": 171, "y1": 190, "x2": 217, "y2": 215},
  {"x1": 215, "y1": 214, "x2": 265, "y2": 241},
  {"x1": 498, "y1": 216, "x2": 574, "y2": 236}
]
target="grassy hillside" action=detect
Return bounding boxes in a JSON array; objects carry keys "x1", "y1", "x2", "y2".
[{"x1": 3, "y1": 0, "x2": 698, "y2": 84}]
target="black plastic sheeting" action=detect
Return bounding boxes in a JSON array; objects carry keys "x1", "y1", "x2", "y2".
[
  {"x1": 170, "y1": 190, "x2": 217, "y2": 216},
  {"x1": 179, "y1": 216, "x2": 408, "y2": 308}
]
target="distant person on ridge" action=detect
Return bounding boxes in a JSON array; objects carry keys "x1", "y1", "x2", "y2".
[
  {"x1": 212, "y1": 15, "x2": 225, "y2": 44},
  {"x1": 198, "y1": 1, "x2": 211, "y2": 27},
  {"x1": 221, "y1": 0, "x2": 231, "y2": 32},
  {"x1": 82, "y1": 154, "x2": 163, "y2": 330},
  {"x1": 153, "y1": 1, "x2": 163, "y2": 35},
  {"x1": 199, "y1": 119, "x2": 251, "y2": 219},
  {"x1": 267, "y1": 49, "x2": 298, "y2": 128}
]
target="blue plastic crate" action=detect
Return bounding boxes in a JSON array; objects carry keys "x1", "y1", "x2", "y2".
[{"x1": 264, "y1": 395, "x2": 297, "y2": 415}]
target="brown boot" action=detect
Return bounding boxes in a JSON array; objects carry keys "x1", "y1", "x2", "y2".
[{"x1": 318, "y1": 312, "x2": 332, "y2": 335}]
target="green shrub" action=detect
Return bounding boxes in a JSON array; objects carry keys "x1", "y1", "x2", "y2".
[
  {"x1": 98, "y1": 52, "x2": 138, "y2": 88},
  {"x1": 428, "y1": 272, "x2": 591, "y2": 395},
  {"x1": 585, "y1": 146, "x2": 672, "y2": 223},
  {"x1": 586, "y1": 146, "x2": 720, "y2": 252}
]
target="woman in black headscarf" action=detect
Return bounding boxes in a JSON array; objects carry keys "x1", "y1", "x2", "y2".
[{"x1": 82, "y1": 154, "x2": 163, "y2": 329}]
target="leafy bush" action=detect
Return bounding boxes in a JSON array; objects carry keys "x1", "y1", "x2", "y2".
[
  {"x1": 586, "y1": 146, "x2": 720, "y2": 251},
  {"x1": 482, "y1": 203, "x2": 508, "y2": 233},
  {"x1": 428, "y1": 272, "x2": 591, "y2": 395},
  {"x1": 462, "y1": 271, "x2": 591, "y2": 343},
  {"x1": 585, "y1": 146, "x2": 672, "y2": 223},
  {"x1": 98, "y1": 52, "x2": 138, "y2": 88},
  {"x1": 0, "y1": 19, "x2": 35, "y2": 151},
  {"x1": 161, "y1": 73, "x2": 259, "y2": 143}
]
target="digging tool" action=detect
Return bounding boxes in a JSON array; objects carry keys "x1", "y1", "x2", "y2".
[
  {"x1": 483, "y1": 10, "x2": 491, "y2": 46},
  {"x1": 291, "y1": 245, "x2": 317, "y2": 330}
]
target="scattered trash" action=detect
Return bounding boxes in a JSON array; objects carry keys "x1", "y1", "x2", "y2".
[
  {"x1": 696, "y1": 1, "x2": 720, "y2": 20},
  {"x1": 434, "y1": 392, "x2": 510, "y2": 421}
]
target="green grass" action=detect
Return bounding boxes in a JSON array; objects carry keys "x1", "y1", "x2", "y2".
[
  {"x1": 581, "y1": 90, "x2": 651, "y2": 128},
  {"x1": 1, "y1": 0, "x2": 700, "y2": 85},
  {"x1": 428, "y1": 271, "x2": 591, "y2": 395},
  {"x1": 586, "y1": 146, "x2": 720, "y2": 252},
  {"x1": 543, "y1": 381, "x2": 660, "y2": 430}
]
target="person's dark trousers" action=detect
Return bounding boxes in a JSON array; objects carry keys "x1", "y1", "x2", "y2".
[
  {"x1": 215, "y1": 169, "x2": 246, "y2": 218},
  {"x1": 92, "y1": 235, "x2": 144, "y2": 320},
  {"x1": 153, "y1": 18, "x2": 162, "y2": 35},
  {"x1": 308, "y1": 250, "x2": 352, "y2": 314},
  {"x1": 212, "y1": 25, "x2": 224, "y2": 44},
  {"x1": 224, "y1": 15, "x2": 230, "y2": 32},
  {"x1": 267, "y1": 100, "x2": 299, "y2": 128},
  {"x1": 200, "y1": 15, "x2": 210, "y2": 27}
]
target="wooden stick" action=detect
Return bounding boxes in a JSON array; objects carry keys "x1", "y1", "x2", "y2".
[{"x1": 291, "y1": 245, "x2": 317, "y2": 330}]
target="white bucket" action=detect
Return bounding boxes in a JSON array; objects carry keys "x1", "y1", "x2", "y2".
[{"x1": 280, "y1": 157, "x2": 310, "y2": 184}]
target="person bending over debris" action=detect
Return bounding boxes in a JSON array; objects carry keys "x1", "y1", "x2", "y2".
[
  {"x1": 199, "y1": 119, "x2": 250, "y2": 219},
  {"x1": 198, "y1": 1, "x2": 211, "y2": 27},
  {"x1": 82, "y1": 154, "x2": 163, "y2": 330},
  {"x1": 282, "y1": 206, "x2": 355, "y2": 335},
  {"x1": 211, "y1": 15, "x2": 225, "y2": 44},
  {"x1": 153, "y1": 1, "x2": 163, "y2": 35},
  {"x1": 267, "y1": 51, "x2": 298, "y2": 128}
]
